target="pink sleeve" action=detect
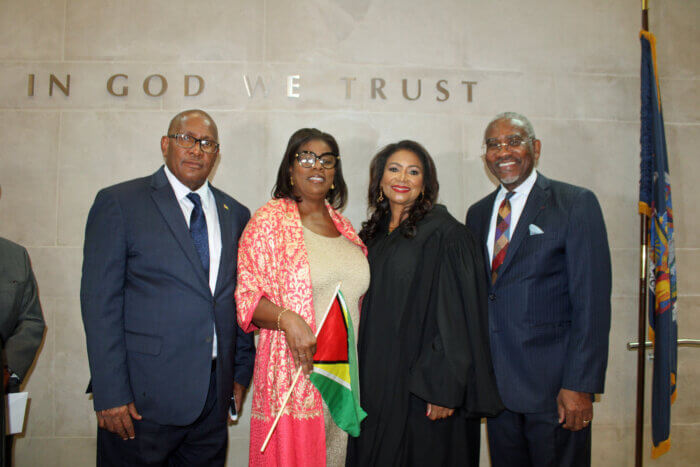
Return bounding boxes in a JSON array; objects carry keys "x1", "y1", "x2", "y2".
[{"x1": 235, "y1": 210, "x2": 274, "y2": 333}]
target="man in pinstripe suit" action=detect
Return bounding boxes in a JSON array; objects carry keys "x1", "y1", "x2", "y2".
[{"x1": 466, "y1": 112, "x2": 612, "y2": 467}]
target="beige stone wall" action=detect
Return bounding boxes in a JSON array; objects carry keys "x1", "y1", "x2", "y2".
[{"x1": 0, "y1": 0, "x2": 697, "y2": 465}]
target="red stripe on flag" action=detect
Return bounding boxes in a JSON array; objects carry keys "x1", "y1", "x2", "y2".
[{"x1": 313, "y1": 297, "x2": 349, "y2": 363}]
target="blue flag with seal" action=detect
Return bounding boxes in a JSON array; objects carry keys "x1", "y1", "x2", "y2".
[{"x1": 639, "y1": 30, "x2": 678, "y2": 459}]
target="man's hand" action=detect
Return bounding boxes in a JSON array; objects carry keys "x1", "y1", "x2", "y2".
[
  {"x1": 426, "y1": 403, "x2": 455, "y2": 421},
  {"x1": 96, "y1": 402, "x2": 142, "y2": 440},
  {"x1": 233, "y1": 382, "x2": 246, "y2": 414},
  {"x1": 556, "y1": 388, "x2": 592, "y2": 431}
]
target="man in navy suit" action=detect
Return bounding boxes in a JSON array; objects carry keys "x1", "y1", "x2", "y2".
[
  {"x1": 81, "y1": 109, "x2": 255, "y2": 466},
  {"x1": 466, "y1": 112, "x2": 611, "y2": 467}
]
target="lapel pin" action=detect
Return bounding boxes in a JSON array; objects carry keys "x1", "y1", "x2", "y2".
[{"x1": 223, "y1": 204, "x2": 229, "y2": 210}]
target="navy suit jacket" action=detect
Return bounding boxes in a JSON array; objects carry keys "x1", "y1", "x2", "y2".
[
  {"x1": 81, "y1": 166, "x2": 255, "y2": 425},
  {"x1": 466, "y1": 174, "x2": 611, "y2": 413}
]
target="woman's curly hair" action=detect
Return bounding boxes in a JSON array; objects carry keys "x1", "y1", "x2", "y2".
[{"x1": 359, "y1": 140, "x2": 439, "y2": 242}]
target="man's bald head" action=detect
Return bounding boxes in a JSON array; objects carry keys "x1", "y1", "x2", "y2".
[{"x1": 167, "y1": 109, "x2": 219, "y2": 141}]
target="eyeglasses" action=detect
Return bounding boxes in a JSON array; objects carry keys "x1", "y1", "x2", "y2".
[
  {"x1": 295, "y1": 151, "x2": 340, "y2": 169},
  {"x1": 168, "y1": 134, "x2": 220, "y2": 154},
  {"x1": 483, "y1": 136, "x2": 532, "y2": 154}
]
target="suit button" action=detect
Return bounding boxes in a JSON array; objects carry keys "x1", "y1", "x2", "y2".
[
  {"x1": 488, "y1": 293, "x2": 496, "y2": 301},
  {"x1": 205, "y1": 337, "x2": 213, "y2": 343}
]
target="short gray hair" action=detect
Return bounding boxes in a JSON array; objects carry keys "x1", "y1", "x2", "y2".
[{"x1": 484, "y1": 112, "x2": 536, "y2": 141}]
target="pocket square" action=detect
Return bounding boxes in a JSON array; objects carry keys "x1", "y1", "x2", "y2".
[{"x1": 529, "y1": 224, "x2": 544, "y2": 235}]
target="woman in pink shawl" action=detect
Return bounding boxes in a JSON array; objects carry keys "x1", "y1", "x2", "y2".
[{"x1": 236, "y1": 129, "x2": 369, "y2": 466}]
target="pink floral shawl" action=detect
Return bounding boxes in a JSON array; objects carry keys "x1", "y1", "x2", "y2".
[{"x1": 236, "y1": 198, "x2": 367, "y2": 467}]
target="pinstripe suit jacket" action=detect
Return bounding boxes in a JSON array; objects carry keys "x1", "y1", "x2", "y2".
[{"x1": 466, "y1": 174, "x2": 612, "y2": 413}]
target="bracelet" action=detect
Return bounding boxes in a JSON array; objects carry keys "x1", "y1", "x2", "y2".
[{"x1": 277, "y1": 308, "x2": 289, "y2": 332}]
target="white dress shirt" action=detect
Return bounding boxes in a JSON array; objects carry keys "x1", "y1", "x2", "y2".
[
  {"x1": 164, "y1": 165, "x2": 221, "y2": 358},
  {"x1": 487, "y1": 170, "x2": 539, "y2": 264}
]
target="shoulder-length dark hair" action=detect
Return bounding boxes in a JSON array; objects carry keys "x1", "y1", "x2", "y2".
[
  {"x1": 272, "y1": 128, "x2": 348, "y2": 210},
  {"x1": 359, "y1": 140, "x2": 439, "y2": 242}
]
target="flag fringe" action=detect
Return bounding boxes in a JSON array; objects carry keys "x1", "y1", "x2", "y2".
[{"x1": 651, "y1": 439, "x2": 671, "y2": 459}]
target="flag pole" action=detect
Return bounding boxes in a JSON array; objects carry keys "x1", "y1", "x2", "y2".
[
  {"x1": 260, "y1": 282, "x2": 343, "y2": 452},
  {"x1": 635, "y1": 3, "x2": 650, "y2": 466}
]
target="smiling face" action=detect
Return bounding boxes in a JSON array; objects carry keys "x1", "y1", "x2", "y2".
[
  {"x1": 290, "y1": 139, "x2": 336, "y2": 203},
  {"x1": 484, "y1": 118, "x2": 540, "y2": 191},
  {"x1": 380, "y1": 149, "x2": 424, "y2": 209},
  {"x1": 160, "y1": 112, "x2": 219, "y2": 191}
]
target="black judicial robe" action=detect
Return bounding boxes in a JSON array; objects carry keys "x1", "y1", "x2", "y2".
[{"x1": 347, "y1": 205, "x2": 503, "y2": 467}]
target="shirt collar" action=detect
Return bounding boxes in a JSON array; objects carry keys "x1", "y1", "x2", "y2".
[
  {"x1": 163, "y1": 164, "x2": 212, "y2": 208},
  {"x1": 497, "y1": 169, "x2": 538, "y2": 200}
]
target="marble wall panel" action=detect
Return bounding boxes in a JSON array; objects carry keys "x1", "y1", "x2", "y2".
[
  {"x1": 461, "y1": 0, "x2": 639, "y2": 74},
  {"x1": 265, "y1": 0, "x2": 466, "y2": 67},
  {"x1": 226, "y1": 436, "x2": 250, "y2": 467},
  {"x1": 553, "y1": 74, "x2": 639, "y2": 122},
  {"x1": 0, "y1": 111, "x2": 59, "y2": 246},
  {"x1": 610, "y1": 248, "x2": 639, "y2": 299},
  {"x1": 595, "y1": 298, "x2": 639, "y2": 426},
  {"x1": 64, "y1": 0, "x2": 263, "y2": 61},
  {"x1": 593, "y1": 423, "x2": 700, "y2": 466},
  {"x1": 676, "y1": 248, "x2": 700, "y2": 297},
  {"x1": 15, "y1": 438, "x2": 95, "y2": 467},
  {"x1": 660, "y1": 78, "x2": 700, "y2": 124},
  {"x1": 0, "y1": 0, "x2": 65, "y2": 60},
  {"x1": 591, "y1": 424, "x2": 635, "y2": 466},
  {"x1": 54, "y1": 297, "x2": 95, "y2": 436},
  {"x1": 649, "y1": 0, "x2": 700, "y2": 80},
  {"x1": 26, "y1": 246, "x2": 82, "y2": 299},
  {"x1": 57, "y1": 111, "x2": 170, "y2": 246}
]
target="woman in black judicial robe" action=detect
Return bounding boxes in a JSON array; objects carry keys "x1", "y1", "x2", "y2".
[{"x1": 346, "y1": 141, "x2": 503, "y2": 467}]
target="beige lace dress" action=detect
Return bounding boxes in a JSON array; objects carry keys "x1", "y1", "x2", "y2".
[{"x1": 303, "y1": 226, "x2": 370, "y2": 467}]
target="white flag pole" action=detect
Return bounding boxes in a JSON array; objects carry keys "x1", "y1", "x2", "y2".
[{"x1": 260, "y1": 282, "x2": 342, "y2": 452}]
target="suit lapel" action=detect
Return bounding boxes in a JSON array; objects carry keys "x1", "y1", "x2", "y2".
[
  {"x1": 211, "y1": 187, "x2": 235, "y2": 296},
  {"x1": 150, "y1": 168, "x2": 210, "y2": 291},
  {"x1": 496, "y1": 174, "x2": 550, "y2": 281}
]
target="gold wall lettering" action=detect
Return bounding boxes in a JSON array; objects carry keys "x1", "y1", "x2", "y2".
[
  {"x1": 107, "y1": 74, "x2": 128, "y2": 96},
  {"x1": 184, "y1": 75, "x2": 204, "y2": 97},
  {"x1": 143, "y1": 74, "x2": 168, "y2": 97},
  {"x1": 23, "y1": 73, "x2": 478, "y2": 102},
  {"x1": 49, "y1": 74, "x2": 70, "y2": 97}
]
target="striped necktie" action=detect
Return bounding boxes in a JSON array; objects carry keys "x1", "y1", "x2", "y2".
[{"x1": 491, "y1": 191, "x2": 515, "y2": 284}]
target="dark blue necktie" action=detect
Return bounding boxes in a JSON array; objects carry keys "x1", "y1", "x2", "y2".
[{"x1": 186, "y1": 193, "x2": 210, "y2": 276}]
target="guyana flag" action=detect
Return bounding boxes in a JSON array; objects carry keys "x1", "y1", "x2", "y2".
[{"x1": 310, "y1": 289, "x2": 367, "y2": 437}]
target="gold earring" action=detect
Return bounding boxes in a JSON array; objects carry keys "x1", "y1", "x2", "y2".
[
  {"x1": 290, "y1": 176, "x2": 294, "y2": 186},
  {"x1": 378, "y1": 190, "x2": 384, "y2": 202},
  {"x1": 421, "y1": 188, "x2": 425, "y2": 198},
  {"x1": 331, "y1": 183, "x2": 335, "y2": 190}
]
